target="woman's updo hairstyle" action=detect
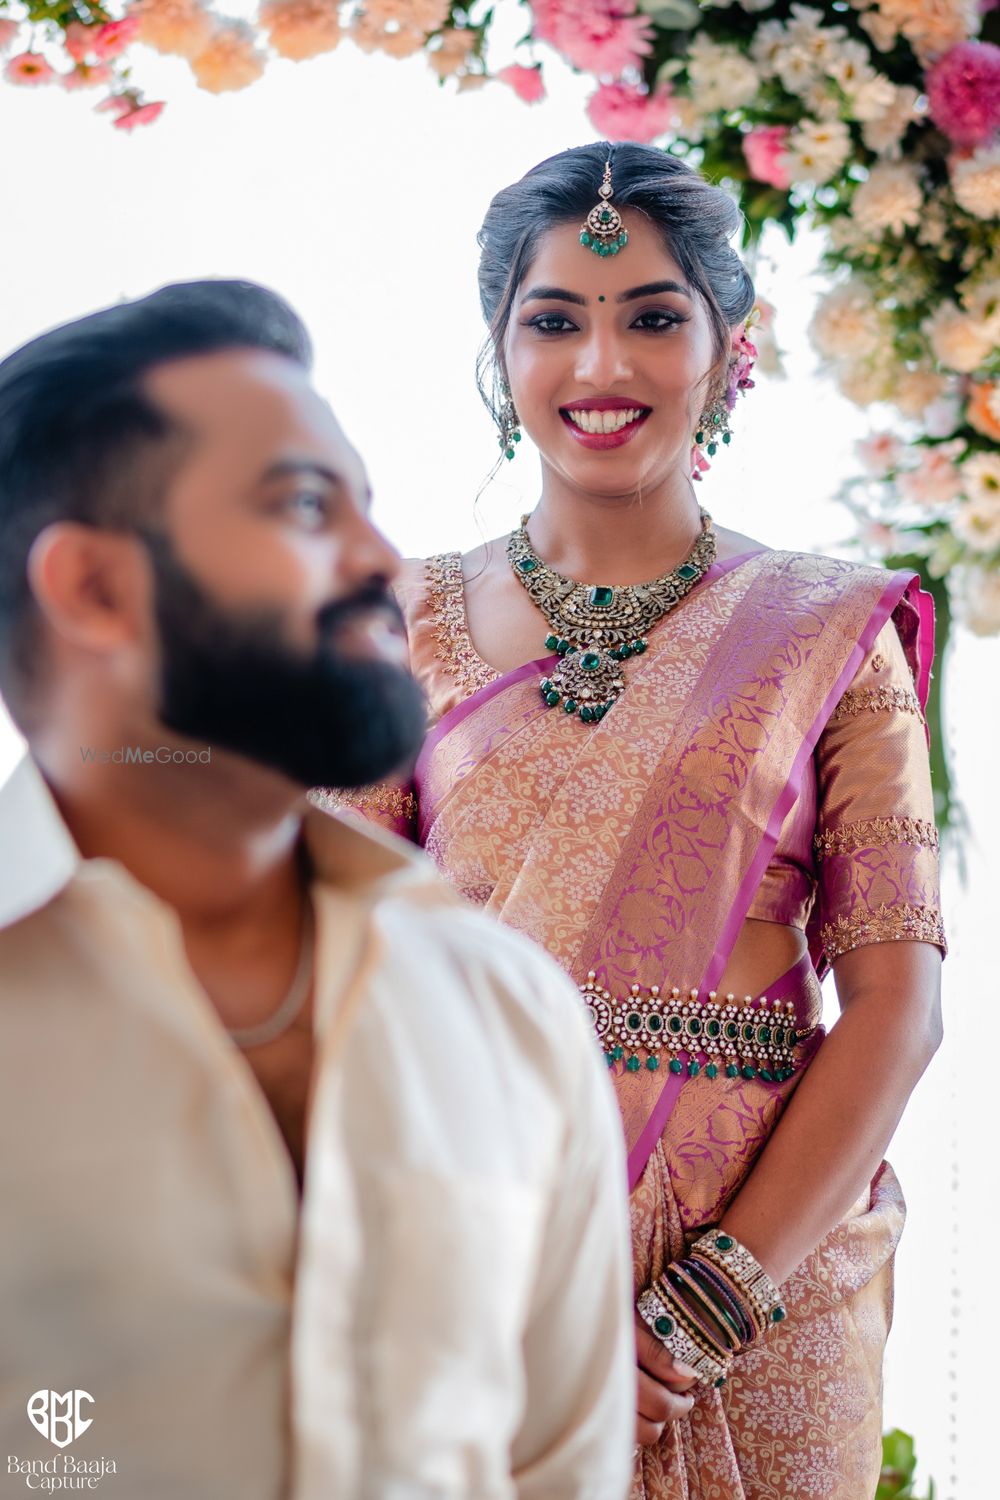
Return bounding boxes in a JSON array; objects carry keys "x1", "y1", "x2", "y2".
[{"x1": 476, "y1": 141, "x2": 755, "y2": 429}]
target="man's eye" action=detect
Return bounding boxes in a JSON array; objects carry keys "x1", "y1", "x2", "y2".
[{"x1": 288, "y1": 492, "x2": 328, "y2": 524}]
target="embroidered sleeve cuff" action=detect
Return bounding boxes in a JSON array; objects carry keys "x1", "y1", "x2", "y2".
[
  {"x1": 308, "y1": 784, "x2": 418, "y2": 824},
  {"x1": 820, "y1": 903, "x2": 947, "y2": 962}
]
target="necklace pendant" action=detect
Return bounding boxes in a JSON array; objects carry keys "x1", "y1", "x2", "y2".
[{"x1": 539, "y1": 642, "x2": 629, "y2": 724}]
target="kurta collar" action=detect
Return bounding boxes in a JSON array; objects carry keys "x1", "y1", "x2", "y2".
[{"x1": 0, "y1": 753, "x2": 437, "y2": 933}]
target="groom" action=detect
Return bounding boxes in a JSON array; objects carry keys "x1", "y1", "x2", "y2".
[{"x1": 0, "y1": 281, "x2": 635, "y2": 1498}]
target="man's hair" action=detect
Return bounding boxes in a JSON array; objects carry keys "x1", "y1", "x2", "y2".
[{"x1": 0, "y1": 279, "x2": 312, "y2": 710}]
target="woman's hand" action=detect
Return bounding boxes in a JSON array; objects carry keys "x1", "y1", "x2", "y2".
[{"x1": 634, "y1": 1310, "x2": 698, "y2": 1446}]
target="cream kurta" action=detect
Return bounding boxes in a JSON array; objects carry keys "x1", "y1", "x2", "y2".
[{"x1": 0, "y1": 755, "x2": 634, "y2": 1500}]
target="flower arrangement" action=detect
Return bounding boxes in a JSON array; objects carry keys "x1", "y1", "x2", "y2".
[{"x1": 0, "y1": 0, "x2": 491, "y2": 126}]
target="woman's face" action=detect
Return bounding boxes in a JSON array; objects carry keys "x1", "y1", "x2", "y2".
[{"x1": 503, "y1": 213, "x2": 721, "y2": 499}]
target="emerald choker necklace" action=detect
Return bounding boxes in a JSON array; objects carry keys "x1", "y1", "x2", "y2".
[{"x1": 507, "y1": 511, "x2": 717, "y2": 724}]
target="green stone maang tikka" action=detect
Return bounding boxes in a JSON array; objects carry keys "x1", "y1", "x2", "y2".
[
  {"x1": 507, "y1": 512, "x2": 717, "y2": 724},
  {"x1": 580, "y1": 160, "x2": 628, "y2": 258}
]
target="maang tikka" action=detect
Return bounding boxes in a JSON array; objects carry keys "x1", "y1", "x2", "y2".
[{"x1": 580, "y1": 160, "x2": 628, "y2": 258}]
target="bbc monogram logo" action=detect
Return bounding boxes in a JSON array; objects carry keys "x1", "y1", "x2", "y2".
[
  {"x1": 6, "y1": 1391, "x2": 118, "y2": 1490},
  {"x1": 26, "y1": 1393, "x2": 93, "y2": 1450}
]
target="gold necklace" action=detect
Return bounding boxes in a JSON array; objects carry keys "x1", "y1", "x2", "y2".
[{"x1": 507, "y1": 510, "x2": 717, "y2": 723}]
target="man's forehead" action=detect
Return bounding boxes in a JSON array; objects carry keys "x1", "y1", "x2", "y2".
[{"x1": 143, "y1": 346, "x2": 366, "y2": 487}]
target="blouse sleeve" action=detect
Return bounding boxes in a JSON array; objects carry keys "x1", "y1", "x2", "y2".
[
  {"x1": 306, "y1": 781, "x2": 418, "y2": 842},
  {"x1": 813, "y1": 617, "x2": 946, "y2": 968}
]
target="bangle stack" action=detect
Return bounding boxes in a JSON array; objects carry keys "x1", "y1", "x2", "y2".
[{"x1": 636, "y1": 1229, "x2": 788, "y2": 1389}]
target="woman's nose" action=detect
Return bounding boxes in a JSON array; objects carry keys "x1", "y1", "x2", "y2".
[{"x1": 574, "y1": 329, "x2": 634, "y2": 390}]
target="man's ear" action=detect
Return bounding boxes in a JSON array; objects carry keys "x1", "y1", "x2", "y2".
[{"x1": 26, "y1": 523, "x2": 151, "y2": 656}]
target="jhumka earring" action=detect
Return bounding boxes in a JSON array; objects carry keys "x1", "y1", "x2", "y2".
[
  {"x1": 498, "y1": 384, "x2": 522, "y2": 461},
  {"x1": 580, "y1": 160, "x2": 628, "y2": 258},
  {"x1": 692, "y1": 324, "x2": 758, "y2": 474}
]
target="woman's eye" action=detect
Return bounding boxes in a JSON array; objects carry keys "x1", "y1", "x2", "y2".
[
  {"x1": 632, "y1": 310, "x2": 685, "y2": 332},
  {"x1": 526, "y1": 313, "x2": 578, "y2": 335}
]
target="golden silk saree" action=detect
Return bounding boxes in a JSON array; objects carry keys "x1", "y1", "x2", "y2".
[{"x1": 328, "y1": 547, "x2": 943, "y2": 1499}]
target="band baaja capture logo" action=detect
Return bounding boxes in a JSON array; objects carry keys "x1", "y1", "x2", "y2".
[{"x1": 7, "y1": 1393, "x2": 118, "y2": 1490}]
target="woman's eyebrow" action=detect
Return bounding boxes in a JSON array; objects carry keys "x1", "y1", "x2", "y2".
[
  {"x1": 522, "y1": 285, "x2": 587, "y2": 306},
  {"x1": 618, "y1": 280, "x2": 691, "y2": 302}
]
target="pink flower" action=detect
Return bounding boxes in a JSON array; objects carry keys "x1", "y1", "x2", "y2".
[
  {"x1": 690, "y1": 445, "x2": 711, "y2": 481},
  {"x1": 0, "y1": 18, "x2": 20, "y2": 51},
  {"x1": 61, "y1": 61, "x2": 115, "y2": 89},
  {"x1": 113, "y1": 99, "x2": 166, "y2": 129},
  {"x1": 95, "y1": 92, "x2": 135, "y2": 116},
  {"x1": 927, "y1": 41, "x2": 1000, "y2": 148},
  {"x1": 586, "y1": 80, "x2": 674, "y2": 144},
  {"x1": 549, "y1": 1, "x2": 654, "y2": 79},
  {"x1": 530, "y1": 1, "x2": 568, "y2": 47},
  {"x1": 63, "y1": 22, "x2": 94, "y2": 62},
  {"x1": 742, "y1": 126, "x2": 792, "y2": 190},
  {"x1": 92, "y1": 16, "x2": 141, "y2": 60},
  {"x1": 497, "y1": 63, "x2": 545, "y2": 104},
  {"x1": 5, "y1": 51, "x2": 55, "y2": 84},
  {"x1": 856, "y1": 432, "x2": 904, "y2": 476}
]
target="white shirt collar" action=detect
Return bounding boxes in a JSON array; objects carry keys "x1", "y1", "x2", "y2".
[{"x1": 0, "y1": 753, "x2": 436, "y2": 932}]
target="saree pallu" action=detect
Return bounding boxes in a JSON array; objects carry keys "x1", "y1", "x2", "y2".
[{"x1": 412, "y1": 550, "x2": 932, "y2": 1500}]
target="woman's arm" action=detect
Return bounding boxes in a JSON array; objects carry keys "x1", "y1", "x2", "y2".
[{"x1": 717, "y1": 938, "x2": 942, "y2": 1283}]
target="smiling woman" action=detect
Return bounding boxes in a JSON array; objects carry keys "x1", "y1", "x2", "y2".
[{"x1": 340, "y1": 141, "x2": 947, "y2": 1500}]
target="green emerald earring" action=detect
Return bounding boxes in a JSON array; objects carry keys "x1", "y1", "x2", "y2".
[
  {"x1": 498, "y1": 385, "x2": 522, "y2": 461},
  {"x1": 580, "y1": 160, "x2": 628, "y2": 259}
]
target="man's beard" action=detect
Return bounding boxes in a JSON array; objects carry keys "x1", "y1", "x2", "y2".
[{"x1": 141, "y1": 530, "x2": 427, "y2": 790}]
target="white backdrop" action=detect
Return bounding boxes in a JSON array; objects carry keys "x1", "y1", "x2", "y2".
[{"x1": 0, "y1": 23, "x2": 993, "y2": 1494}]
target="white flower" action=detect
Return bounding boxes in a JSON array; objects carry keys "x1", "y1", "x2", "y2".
[
  {"x1": 774, "y1": 44, "x2": 818, "y2": 95},
  {"x1": 856, "y1": 432, "x2": 903, "y2": 476},
  {"x1": 751, "y1": 19, "x2": 787, "y2": 75},
  {"x1": 785, "y1": 118, "x2": 852, "y2": 184},
  {"x1": 893, "y1": 360, "x2": 953, "y2": 414},
  {"x1": 961, "y1": 451, "x2": 1000, "y2": 508},
  {"x1": 924, "y1": 392, "x2": 963, "y2": 437},
  {"x1": 687, "y1": 34, "x2": 760, "y2": 112},
  {"x1": 960, "y1": 280, "x2": 1000, "y2": 343},
  {"x1": 924, "y1": 303, "x2": 995, "y2": 374},
  {"x1": 861, "y1": 84, "x2": 920, "y2": 156},
  {"x1": 954, "y1": 567, "x2": 1000, "y2": 635},
  {"x1": 810, "y1": 281, "x2": 884, "y2": 360},
  {"x1": 953, "y1": 497, "x2": 1000, "y2": 553},
  {"x1": 851, "y1": 161, "x2": 923, "y2": 236},
  {"x1": 845, "y1": 71, "x2": 898, "y2": 123},
  {"x1": 951, "y1": 143, "x2": 1000, "y2": 222},
  {"x1": 858, "y1": 8, "x2": 898, "y2": 54},
  {"x1": 837, "y1": 359, "x2": 893, "y2": 405},
  {"x1": 898, "y1": 440, "x2": 965, "y2": 507}
]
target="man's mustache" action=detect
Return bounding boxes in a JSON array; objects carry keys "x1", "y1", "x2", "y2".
[{"x1": 317, "y1": 584, "x2": 405, "y2": 641}]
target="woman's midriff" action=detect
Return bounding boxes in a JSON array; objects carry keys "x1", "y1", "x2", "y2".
[{"x1": 716, "y1": 916, "x2": 809, "y2": 1005}]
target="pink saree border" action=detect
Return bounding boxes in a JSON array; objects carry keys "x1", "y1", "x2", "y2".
[{"x1": 626, "y1": 568, "x2": 926, "y2": 1189}]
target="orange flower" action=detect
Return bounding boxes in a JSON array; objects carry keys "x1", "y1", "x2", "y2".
[{"x1": 966, "y1": 380, "x2": 1000, "y2": 442}]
